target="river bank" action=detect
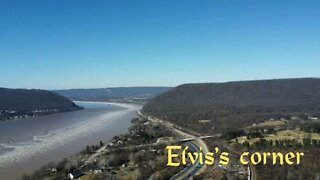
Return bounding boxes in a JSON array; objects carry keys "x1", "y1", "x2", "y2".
[{"x1": 0, "y1": 101, "x2": 141, "y2": 180}]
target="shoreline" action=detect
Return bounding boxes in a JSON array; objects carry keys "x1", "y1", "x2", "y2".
[
  {"x1": 73, "y1": 100, "x2": 142, "y2": 109},
  {"x1": 21, "y1": 107, "x2": 184, "y2": 180},
  {"x1": 0, "y1": 102, "x2": 142, "y2": 180},
  {"x1": 0, "y1": 106, "x2": 83, "y2": 122}
]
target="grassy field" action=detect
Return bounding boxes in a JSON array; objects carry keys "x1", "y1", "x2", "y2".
[
  {"x1": 78, "y1": 174, "x2": 97, "y2": 180},
  {"x1": 246, "y1": 119, "x2": 288, "y2": 129},
  {"x1": 236, "y1": 129, "x2": 320, "y2": 145}
]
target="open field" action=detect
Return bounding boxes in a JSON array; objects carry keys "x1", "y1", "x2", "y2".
[
  {"x1": 247, "y1": 119, "x2": 288, "y2": 128},
  {"x1": 236, "y1": 130, "x2": 320, "y2": 145}
]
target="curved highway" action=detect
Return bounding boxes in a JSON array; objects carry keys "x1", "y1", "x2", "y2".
[{"x1": 138, "y1": 111, "x2": 208, "y2": 179}]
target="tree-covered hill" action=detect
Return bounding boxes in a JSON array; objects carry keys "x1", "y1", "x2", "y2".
[
  {"x1": 53, "y1": 87, "x2": 172, "y2": 101},
  {"x1": 0, "y1": 88, "x2": 81, "y2": 120},
  {"x1": 142, "y1": 78, "x2": 320, "y2": 132}
]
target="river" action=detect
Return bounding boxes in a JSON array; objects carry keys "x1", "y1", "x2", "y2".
[{"x1": 0, "y1": 101, "x2": 141, "y2": 180}]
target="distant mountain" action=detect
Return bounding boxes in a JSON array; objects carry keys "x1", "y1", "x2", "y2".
[
  {"x1": 53, "y1": 87, "x2": 172, "y2": 101},
  {"x1": 142, "y1": 78, "x2": 320, "y2": 132},
  {"x1": 0, "y1": 88, "x2": 81, "y2": 120}
]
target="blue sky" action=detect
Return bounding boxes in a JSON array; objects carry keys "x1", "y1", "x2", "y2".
[{"x1": 0, "y1": 0, "x2": 319, "y2": 89}]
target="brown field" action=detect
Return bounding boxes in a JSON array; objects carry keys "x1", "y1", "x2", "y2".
[{"x1": 236, "y1": 130, "x2": 320, "y2": 145}]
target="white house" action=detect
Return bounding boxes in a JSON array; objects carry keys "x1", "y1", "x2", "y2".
[{"x1": 67, "y1": 170, "x2": 84, "y2": 179}]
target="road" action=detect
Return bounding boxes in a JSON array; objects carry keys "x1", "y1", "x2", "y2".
[
  {"x1": 170, "y1": 130, "x2": 209, "y2": 180},
  {"x1": 80, "y1": 144, "x2": 108, "y2": 169},
  {"x1": 247, "y1": 158, "x2": 257, "y2": 180},
  {"x1": 138, "y1": 111, "x2": 257, "y2": 180},
  {"x1": 229, "y1": 147, "x2": 257, "y2": 180},
  {"x1": 138, "y1": 111, "x2": 208, "y2": 179}
]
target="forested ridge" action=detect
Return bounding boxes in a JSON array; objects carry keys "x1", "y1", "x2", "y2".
[{"x1": 143, "y1": 78, "x2": 320, "y2": 132}]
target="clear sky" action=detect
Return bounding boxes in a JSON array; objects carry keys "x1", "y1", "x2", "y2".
[{"x1": 0, "y1": 0, "x2": 319, "y2": 89}]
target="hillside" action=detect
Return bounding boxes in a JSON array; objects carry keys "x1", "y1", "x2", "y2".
[
  {"x1": 142, "y1": 78, "x2": 320, "y2": 132},
  {"x1": 53, "y1": 87, "x2": 172, "y2": 101},
  {"x1": 0, "y1": 88, "x2": 81, "y2": 120}
]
